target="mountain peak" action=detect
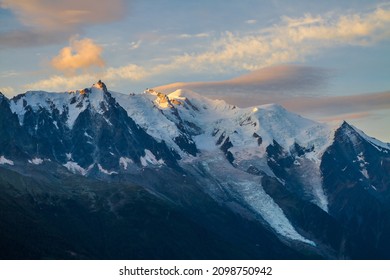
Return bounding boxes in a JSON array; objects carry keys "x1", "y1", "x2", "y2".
[
  {"x1": 92, "y1": 80, "x2": 108, "y2": 93},
  {"x1": 341, "y1": 120, "x2": 351, "y2": 128},
  {"x1": 91, "y1": 80, "x2": 108, "y2": 93},
  {"x1": 72, "y1": 81, "x2": 107, "y2": 96}
]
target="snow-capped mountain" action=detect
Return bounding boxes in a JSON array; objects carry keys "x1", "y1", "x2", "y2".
[
  {"x1": 0, "y1": 81, "x2": 389, "y2": 259},
  {"x1": 6, "y1": 81, "x2": 179, "y2": 173}
]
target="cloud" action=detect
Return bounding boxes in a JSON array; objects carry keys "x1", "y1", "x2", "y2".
[
  {"x1": 0, "y1": 86, "x2": 15, "y2": 96},
  {"x1": 0, "y1": 29, "x2": 68, "y2": 49},
  {"x1": 281, "y1": 8, "x2": 390, "y2": 45},
  {"x1": 155, "y1": 64, "x2": 331, "y2": 105},
  {"x1": 0, "y1": 0, "x2": 126, "y2": 31},
  {"x1": 128, "y1": 40, "x2": 142, "y2": 50},
  {"x1": 25, "y1": 74, "x2": 96, "y2": 91},
  {"x1": 284, "y1": 92, "x2": 390, "y2": 142},
  {"x1": 282, "y1": 91, "x2": 390, "y2": 120},
  {"x1": 0, "y1": 0, "x2": 127, "y2": 48},
  {"x1": 245, "y1": 19, "x2": 257, "y2": 24},
  {"x1": 319, "y1": 112, "x2": 372, "y2": 123},
  {"x1": 51, "y1": 38, "x2": 105, "y2": 73},
  {"x1": 104, "y1": 64, "x2": 148, "y2": 81},
  {"x1": 16, "y1": 6, "x2": 390, "y2": 97},
  {"x1": 26, "y1": 63, "x2": 149, "y2": 91},
  {"x1": 150, "y1": 6, "x2": 390, "y2": 75},
  {"x1": 0, "y1": 70, "x2": 19, "y2": 78},
  {"x1": 282, "y1": 14, "x2": 323, "y2": 27},
  {"x1": 179, "y1": 33, "x2": 211, "y2": 39},
  {"x1": 155, "y1": 65, "x2": 389, "y2": 118}
]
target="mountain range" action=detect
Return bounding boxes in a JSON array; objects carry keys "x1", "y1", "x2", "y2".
[{"x1": 0, "y1": 80, "x2": 389, "y2": 259}]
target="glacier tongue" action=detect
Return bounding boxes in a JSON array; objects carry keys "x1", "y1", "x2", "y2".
[
  {"x1": 237, "y1": 180, "x2": 316, "y2": 246},
  {"x1": 187, "y1": 154, "x2": 316, "y2": 246}
]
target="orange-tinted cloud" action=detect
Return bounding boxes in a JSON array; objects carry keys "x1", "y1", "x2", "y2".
[
  {"x1": 155, "y1": 64, "x2": 331, "y2": 105},
  {"x1": 0, "y1": 86, "x2": 15, "y2": 96},
  {"x1": 0, "y1": 0, "x2": 127, "y2": 48},
  {"x1": 51, "y1": 38, "x2": 105, "y2": 73},
  {"x1": 1, "y1": 0, "x2": 126, "y2": 31}
]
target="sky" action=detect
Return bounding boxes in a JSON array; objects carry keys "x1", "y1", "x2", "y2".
[{"x1": 0, "y1": 0, "x2": 389, "y2": 141}]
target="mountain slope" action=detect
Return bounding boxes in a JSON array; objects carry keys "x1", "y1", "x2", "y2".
[{"x1": 0, "y1": 82, "x2": 389, "y2": 259}]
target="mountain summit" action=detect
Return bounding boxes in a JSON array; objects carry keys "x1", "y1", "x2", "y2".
[{"x1": 0, "y1": 82, "x2": 389, "y2": 259}]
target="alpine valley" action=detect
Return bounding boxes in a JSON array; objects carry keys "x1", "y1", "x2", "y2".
[{"x1": 0, "y1": 81, "x2": 389, "y2": 259}]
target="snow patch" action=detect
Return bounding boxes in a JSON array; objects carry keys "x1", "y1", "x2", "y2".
[
  {"x1": 84, "y1": 132, "x2": 93, "y2": 139},
  {"x1": 88, "y1": 85, "x2": 109, "y2": 114},
  {"x1": 140, "y1": 149, "x2": 164, "y2": 167},
  {"x1": 0, "y1": 156, "x2": 14, "y2": 165},
  {"x1": 28, "y1": 158, "x2": 43, "y2": 165},
  {"x1": 103, "y1": 117, "x2": 113, "y2": 126},
  {"x1": 361, "y1": 169, "x2": 369, "y2": 179},
  {"x1": 193, "y1": 134, "x2": 218, "y2": 151},
  {"x1": 293, "y1": 159, "x2": 301, "y2": 166},
  {"x1": 98, "y1": 164, "x2": 118, "y2": 175},
  {"x1": 356, "y1": 152, "x2": 369, "y2": 179},
  {"x1": 119, "y1": 157, "x2": 133, "y2": 170},
  {"x1": 67, "y1": 97, "x2": 88, "y2": 128},
  {"x1": 304, "y1": 151, "x2": 321, "y2": 164},
  {"x1": 63, "y1": 161, "x2": 87, "y2": 175}
]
